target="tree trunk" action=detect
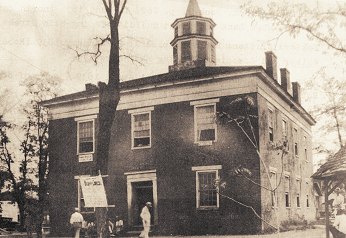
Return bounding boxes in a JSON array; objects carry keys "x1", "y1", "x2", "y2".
[{"x1": 95, "y1": 19, "x2": 121, "y2": 238}]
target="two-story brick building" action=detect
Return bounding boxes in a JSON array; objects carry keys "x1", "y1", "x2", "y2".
[{"x1": 42, "y1": 0, "x2": 316, "y2": 236}]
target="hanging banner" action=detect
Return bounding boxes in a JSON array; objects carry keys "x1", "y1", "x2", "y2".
[{"x1": 80, "y1": 175, "x2": 108, "y2": 207}]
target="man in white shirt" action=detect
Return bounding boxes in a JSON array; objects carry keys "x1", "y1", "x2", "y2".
[
  {"x1": 139, "y1": 202, "x2": 152, "y2": 238},
  {"x1": 330, "y1": 207, "x2": 346, "y2": 238},
  {"x1": 70, "y1": 208, "x2": 84, "y2": 238},
  {"x1": 333, "y1": 188, "x2": 345, "y2": 217}
]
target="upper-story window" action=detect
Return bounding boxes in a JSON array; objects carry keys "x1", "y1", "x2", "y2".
[
  {"x1": 294, "y1": 128, "x2": 298, "y2": 156},
  {"x1": 296, "y1": 178, "x2": 301, "y2": 208},
  {"x1": 129, "y1": 107, "x2": 154, "y2": 149},
  {"x1": 191, "y1": 99, "x2": 219, "y2": 145},
  {"x1": 282, "y1": 119, "x2": 288, "y2": 141},
  {"x1": 269, "y1": 168, "x2": 278, "y2": 207},
  {"x1": 173, "y1": 44, "x2": 178, "y2": 65},
  {"x1": 211, "y1": 44, "x2": 216, "y2": 63},
  {"x1": 78, "y1": 120, "x2": 94, "y2": 154},
  {"x1": 268, "y1": 108, "x2": 274, "y2": 142},
  {"x1": 192, "y1": 165, "x2": 221, "y2": 209},
  {"x1": 196, "y1": 21, "x2": 206, "y2": 35},
  {"x1": 181, "y1": 40, "x2": 191, "y2": 63},
  {"x1": 182, "y1": 22, "x2": 191, "y2": 35},
  {"x1": 197, "y1": 40, "x2": 207, "y2": 60},
  {"x1": 284, "y1": 173, "x2": 290, "y2": 208}
]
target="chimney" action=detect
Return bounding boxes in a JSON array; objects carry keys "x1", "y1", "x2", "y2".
[
  {"x1": 85, "y1": 83, "x2": 98, "y2": 91},
  {"x1": 292, "y1": 82, "x2": 301, "y2": 104},
  {"x1": 280, "y1": 68, "x2": 291, "y2": 94},
  {"x1": 265, "y1": 51, "x2": 278, "y2": 81}
]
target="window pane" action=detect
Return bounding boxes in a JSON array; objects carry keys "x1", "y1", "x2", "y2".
[
  {"x1": 79, "y1": 121, "x2": 93, "y2": 153},
  {"x1": 173, "y1": 45, "x2": 178, "y2": 65},
  {"x1": 181, "y1": 41, "x2": 191, "y2": 63},
  {"x1": 197, "y1": 41, "x2": 207, "y2": 60},
  {"x1": 196, "y1": 105, "x2": 216, "y2": 142},
  {"x1": 133, "y1": 113, "x2": 150, "y2": 148},
  {"x1": 197, "y1": 21, "x2": 206, "y2": 35},
  {"x1": 198, "y1": 172, "x2": 217, "y2": 207},
  {"x1": 183, "y1": 22, "x2": 190, "y2": 35}
]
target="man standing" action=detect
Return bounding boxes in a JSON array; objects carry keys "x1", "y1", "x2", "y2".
[
  {"x1": 139, "y1": 202, "x2": 152, "y2": 238},
  {"x1": 330, "y1": 207, "x2": 346, "y2": 238},
  {"x1": 70, "y1": 208, "x2": 84, "y2": 238}
]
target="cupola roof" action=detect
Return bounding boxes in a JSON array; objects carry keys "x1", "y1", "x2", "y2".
[{"x1": 185, "y1": 0, "x2": 202, "y2": 17}]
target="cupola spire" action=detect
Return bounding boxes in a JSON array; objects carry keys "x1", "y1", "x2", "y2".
[{"x1": 185, "y1": 0, "x2": 202, "y2": 17}]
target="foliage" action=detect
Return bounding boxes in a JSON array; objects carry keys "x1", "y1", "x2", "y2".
[
  {"x1": 241, "y1": 1, "x2": 346, "y2": 55},
  {"x1": 216, "y1": 96, "x2": 289, "y2": 236}
]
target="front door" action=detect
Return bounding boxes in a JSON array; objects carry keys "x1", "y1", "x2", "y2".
[{"x1": 132, "y1": 181, "x2": 153, "y2": 225}]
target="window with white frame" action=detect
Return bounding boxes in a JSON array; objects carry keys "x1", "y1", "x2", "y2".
[
  {"x1": 284, "y1": 174, "x2": 290, "y2": 207},
  {"x1": 192, "y1": 165, "x2": 221, "y2": 209},
  {"x1": 294, "y1": 128, "x2": 298, "y2": 157},
  {"x1": 268, "y1": 108, "x2": 274, "y2": 142},
  {"x1": 78, "y1": 120, "x2": 94, "y2": 154},
  {"x1": 282, "y1": 119, "x2": 288, "y2": 141},
  {"x1": 131, "y1": 112, "x2": 151, "y2": 149},
  {"x1": 269, "y1": 169, "x2": 278, "y2": 207},
  {"x1": 195, "y1": 104, "x2": 216, "y2": 143},
  {"x1": 305, "y1": 179, "x2": 310, "y2": 207},
  {"x1": 296, "y1": 178, "x2": 301, "y2": 207}
]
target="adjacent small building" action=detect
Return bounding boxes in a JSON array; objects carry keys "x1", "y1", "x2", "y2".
[{"x1": 43, "y1": 0, "x2": 316, "y2": 236}]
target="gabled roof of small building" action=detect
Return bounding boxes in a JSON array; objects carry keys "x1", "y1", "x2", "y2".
[{"x1": 312, "y1": 146, "x2": 346, "y2": 180}]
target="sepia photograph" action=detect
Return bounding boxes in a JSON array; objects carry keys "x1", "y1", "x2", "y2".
[{"x1": 0, "y1": 0, "x2": 345, "y2": 237}]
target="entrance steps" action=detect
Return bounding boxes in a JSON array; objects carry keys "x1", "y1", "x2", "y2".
[{"x1": 123, "y1": 225, "x2": 154, "y2": 237}]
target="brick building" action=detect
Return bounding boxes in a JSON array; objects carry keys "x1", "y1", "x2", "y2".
[{"x1": 42, "y1": 0, "x2": 316, "y2": 236}]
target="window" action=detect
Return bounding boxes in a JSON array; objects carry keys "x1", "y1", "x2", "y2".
[
  {"x1": 210, "y1": 25, "x2": 213, "y2": 36},
  {"x1": 173, "y1": 44, "x2": 178, "y2": 65},
  {"x1": 182, "y1": 22, "x2": 191, "y2": 35},
  {"x1": 211, "y1": 44, "x2": 216, "y2": 63},
  {"x1": 296, "y1": 178, "x2": 301, "y2": 207},
  {"x1": 294, "y1": 128, "x2": 298, "y2": 156},
  {"x1": 78, "y1": 120, "x2": 94, "y2": 154},
  {"x1": 196, "y1": 21, "x2": 206, "y2": 35},
  {"x1": 197, "y1": 40, "x2": 207, "y2": 60},
  {"x1": 270, "y1": 170, "x2": 278, "y2": 207},
  {"x1": 284, "y1": 174, "x2": 290, "y2": 207},
  {"x1": 174, "y1": 26, "x2": 178, "y2": 37},
  {"x1": 306, "y1": 195, "x2": 310, "y2": 207},
  {"x1": 192, "y1": 165, "x2": 221, "y2": 209},
  {"x1": 268, "y1": 109, "x2": 274, "y2": 142},
  {"x1": 195, "y1": 104, "x2": 217, "y2": 144},
  {"x1": 131, "y1": 112, "x2": 151, "y2": 149},
  {"x1": 181, "y1": 41, "x2": 191, "y2": 63},
  {"x1": 282, "y1": 119, "x2": 288, "y2": 141}
]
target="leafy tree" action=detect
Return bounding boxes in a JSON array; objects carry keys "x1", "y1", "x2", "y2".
[
  {"x1": 241, "y1": 1, "x2": 346, "y2": 55},
  {"x1": 20, "y1": 72, "x2": 61, "y2": 238},
  {"x1": 304, "y1": 69, "x2": 346, "y2": 152},
  {"x1": 217, "y1": 96, "x2": 289, "y2": 237},
  {"x1": 0, "y1": 116, "x2": 32, "y2": 230}
]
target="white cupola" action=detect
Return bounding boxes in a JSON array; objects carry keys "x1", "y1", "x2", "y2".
[{"x1": 169, "y1": 0, "x2": 218, "y2": 72}]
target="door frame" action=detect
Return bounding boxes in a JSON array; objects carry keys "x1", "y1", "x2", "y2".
[{"x1": 125, "y1": 170, "x2": 158, "y2": 226}]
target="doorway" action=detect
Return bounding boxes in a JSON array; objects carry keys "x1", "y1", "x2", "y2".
[
  {"x1": 125, "y1": 170, "x2": 158, "y2": 226},
  {"x1": 132, "y1": 181, "x2": 154, "y2": 225}
]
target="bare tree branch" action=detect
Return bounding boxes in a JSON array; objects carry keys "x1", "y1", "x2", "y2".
[{"x1": 120, "y1": 54, "x2": 144, "y2": 66}]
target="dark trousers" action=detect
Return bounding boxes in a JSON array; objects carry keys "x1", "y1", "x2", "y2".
[{"x1": 330, "y1": 226, "x2": 346, "y2": 238}]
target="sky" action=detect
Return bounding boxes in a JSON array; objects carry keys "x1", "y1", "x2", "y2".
[{"x1": 0, "y1": 0, "x2": 345, "y2": 154}]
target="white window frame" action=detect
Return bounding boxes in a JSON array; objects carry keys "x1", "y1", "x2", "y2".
[
  {"x1": 268, "y1": 107, "x2": 275, "y2": 142},
  {"x1": 192, "y1": 165, "x2": 221, "y2": 209},
  {"x1": 296, "y1": 177, "x2": 301, "y2": 208},
  {"x1": 269, "y1": 167, "x2": 278, "y2": 207},
  {"x1": 75, "y1": 115, "x2": 96, "y2": 155},
  {"x1": 129, "y1": 107, "x2": 154, "y2": 150},
  {"x1": 191, "y1": 99, "x2": 219, "y2": 146},
  {"x1": 282, "y1": 118, "x2": 288, "y2": 141},
  {"x1": 284, "y1": 172, "x2": 291, "y2": 208}
]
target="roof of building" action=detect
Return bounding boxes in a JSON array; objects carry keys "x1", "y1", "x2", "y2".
[
  {"x1": 42, "y1": 66, "x2": 262, "y2": 105},
  {"x1": 312, "y1": 146, "x2": 346, "y2": 181},
  {"x1": 185, "y1": 0, "x2": 202, "y2": 17}
]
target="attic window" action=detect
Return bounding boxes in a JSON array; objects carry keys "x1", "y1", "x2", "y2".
[{"x1": 196, "y1": 21, "x2": 206, "y2": 35}]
